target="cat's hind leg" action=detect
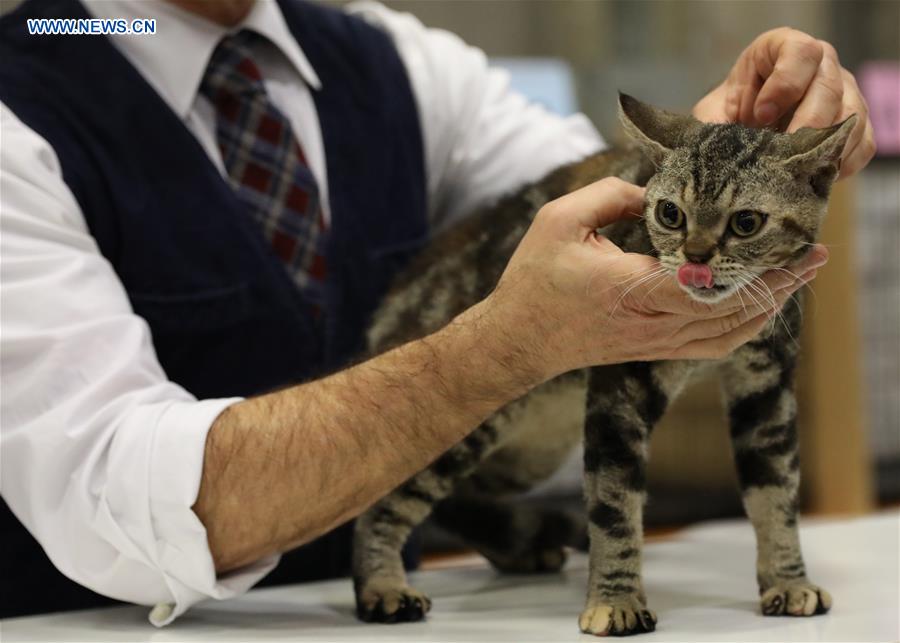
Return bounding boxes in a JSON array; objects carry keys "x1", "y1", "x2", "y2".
[
  {"x1": 432, "y1": 494, "x2": 587, "y2": 574},
  {"x1": 352, "y1": 424, "x2": 498, "y2": 623},
  {"x1": 723, "y1": 335, "x2": 832, "y2": 617}
]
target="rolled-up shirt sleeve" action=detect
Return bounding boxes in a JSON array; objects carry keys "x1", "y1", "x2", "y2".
[{"x1": 0, "y1": 104, "x2": 277, "y2": 625}]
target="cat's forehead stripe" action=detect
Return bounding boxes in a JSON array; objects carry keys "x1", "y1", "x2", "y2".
[
  {"x1": 686, "y1": 125, "x2": 774, "y2": 206},
  {"x1": 689, "y1": 126, "x2": 719, "y2": 196}
]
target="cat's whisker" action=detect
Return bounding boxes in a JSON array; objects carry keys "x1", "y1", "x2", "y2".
[
  {"x1": 743, "y1": 276, "x2": 777, "y2": 310},
  {"x1": 747, "y1": 265, "x2": 820, "y2": 311},
  {"x1": 607, "y1": 267, "x2": 670, "y2": 320},
  {"x1": 610, "y1": 267, "x2": 669, "y2": 295},
  {"x1": 739, "y1": 288, "x2": 767, "y2": 323},
  {"x1": 610, "y1": 267, "x2": 670, "y2": 305},
  {"x1": 744, "y1": 282, "x2": 780, "y2": 337},
  {"x1": 745, "y1": 276, "x2": 801, "y2": 347},
  {"x1": 771, "y1": 303, "x2": 800, "y2": 347},
  {"x1": 588, "y1": 262, "x2": 666, "y2": 298},
  {"x1": 786, "y1": 291, "x2": 807, "y2": 328},
  {"x1": 750, "y1": 277, "x2": 778, "y2": 310},
  {"x1": 615, "y1": 264, "x2": 669, "y2": 286},
  {"x1": 734, "y1": 275, "x2": 773, "y2": 326},
  {"x1": 585, "y1": 255, "x2": 642, "y2": 296},
  {"x1": 748, "y1": 265, "x2": 803, "y2": 280},
  {"x1": 636, "y1": 272, "x2": 671, "y2": 309},
  {"x1": 781, "y1": 296, "x2": 804, "y2": 348},
  {"x1": 732, "y1": 273, "x2": 758, "y2": 307},
  {"x1": 756, "y1": 280, "x2": 798, "y2": 345},
  {"x1": 796, "y1": 240, "x2": 846, "y2": 249},
  {"x1": 745, "y1": 265, "x2": 800, "y2": 283},
  {"x1": 732, "y1": 280, "x2": 748, "y2": 318}
]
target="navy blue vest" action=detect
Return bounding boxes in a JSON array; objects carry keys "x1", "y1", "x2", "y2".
[{"x1": 0, "y1": 0, "x2": 426, "y2": 617}]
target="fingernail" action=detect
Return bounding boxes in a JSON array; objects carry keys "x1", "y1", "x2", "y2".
[{"x1": 755, "y1": 102, "x2": 779, "y2": 125}]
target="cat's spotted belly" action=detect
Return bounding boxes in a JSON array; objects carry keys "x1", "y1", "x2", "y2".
[{"x1": 463, "y1": 372, "x2": 588, "y2": 495}]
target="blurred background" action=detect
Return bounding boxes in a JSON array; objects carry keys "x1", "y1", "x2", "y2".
[{"x1": 328, "y1": 0, "x2": 900, "y2": 540}]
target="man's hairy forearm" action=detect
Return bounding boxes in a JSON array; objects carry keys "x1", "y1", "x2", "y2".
[{"x1": 193, "y1": 300, "x2": 540, "y2": 572}]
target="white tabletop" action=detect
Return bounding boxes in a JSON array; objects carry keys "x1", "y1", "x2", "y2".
[{"x1": 3, "y1": 511, "x2": 898, "y2": 643}]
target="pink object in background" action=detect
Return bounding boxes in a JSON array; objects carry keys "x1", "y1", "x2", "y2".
[{"x1": 858, "y1": 61, "x2": 900, "y2": 156}]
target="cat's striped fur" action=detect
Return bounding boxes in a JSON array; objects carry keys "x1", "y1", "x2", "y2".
[{"x1": 352, "y1": 95, "x2": 853, "y2": 635}]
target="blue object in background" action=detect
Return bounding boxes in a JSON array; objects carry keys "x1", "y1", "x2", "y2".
[{"x1": 491, "y1": 57, "x2": 578, "y2": 116}]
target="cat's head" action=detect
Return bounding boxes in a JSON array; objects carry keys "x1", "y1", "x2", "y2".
[{"x1": 618, "y1": 93, "x2": 855, "y2": 303}]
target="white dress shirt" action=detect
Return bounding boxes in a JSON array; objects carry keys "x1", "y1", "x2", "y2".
[{"x1": 0, "y1": 0, "x2": 603, "y2": 626}]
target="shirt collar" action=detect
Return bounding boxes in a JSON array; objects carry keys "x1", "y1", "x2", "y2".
[{"x1": 84, "y1": 0, "x2": 322, "y2": 120}]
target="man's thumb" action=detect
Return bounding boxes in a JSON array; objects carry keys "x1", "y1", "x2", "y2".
[{"x1": 560, "y1": 177, "x2": 646, "y2": 231}]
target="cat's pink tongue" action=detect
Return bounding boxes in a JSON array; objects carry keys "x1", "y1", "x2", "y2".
[{"x1": 677, "y1": 263, "x2": 714, "y2": 289}]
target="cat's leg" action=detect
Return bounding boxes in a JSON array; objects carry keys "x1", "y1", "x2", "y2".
[
  {"x1": 579, "y1": 361, "x2": 687, "y2": 636},
  {"x1": 723, "y1": 338, "x2": 832, "y2": 617},
  {"x1": 432, "y1": 494, "x2": 587, "y2": 574},
  {"x1": 353, "y1": 423, "x2": 498, "y2": 623}
]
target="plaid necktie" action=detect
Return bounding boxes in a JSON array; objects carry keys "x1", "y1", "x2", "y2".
[{"x1": 200, "y1": 30, "x2": 327, "y2": 310}]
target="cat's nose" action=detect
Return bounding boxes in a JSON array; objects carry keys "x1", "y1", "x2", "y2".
[
  {"x1": 683, "y1": 238, "x2": 716, "y2": 264},
  {"x1": 684, "y1": 250, "x2": 714, "y2": 264}
]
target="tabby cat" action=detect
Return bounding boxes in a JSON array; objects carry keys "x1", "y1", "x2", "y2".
[{"x1": 352, "y1": 94, "x2": 855, "y2": 636}]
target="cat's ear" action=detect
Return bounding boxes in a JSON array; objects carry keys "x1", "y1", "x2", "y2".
[
  {"x1": 778, "y1": 115, "x2": 857, "y2": 180},
  {"x1": 775, "y1": 115, "x2": 857, "y2": 197},
  {"x1": 618, "y1": 93, "x2": 699, "y2": 164}
]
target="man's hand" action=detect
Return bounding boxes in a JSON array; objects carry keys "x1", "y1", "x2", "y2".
[
  {"x1": 692, "y1": 27, "x2": 876, "y2": 178},
  {"x1": 483, "y1": 178, "x2": 827, "y2": 380}
]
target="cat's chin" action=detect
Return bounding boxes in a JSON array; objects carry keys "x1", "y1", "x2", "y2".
[{"x1": 680, "y1": 282, "x2": 735, "y2": 303}]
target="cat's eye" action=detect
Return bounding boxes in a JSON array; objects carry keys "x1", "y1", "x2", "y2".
[
  {"x1": 730, "y1": 210, "x2": 766, "y2": 237},
  {"x1": 655, "y1": 201, "x2": 684, "y2": 229}
]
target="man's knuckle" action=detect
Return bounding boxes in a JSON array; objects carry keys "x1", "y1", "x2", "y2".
[
  {"x1": 816, "y1": 76, "x2": 844, "y2": 103},
  {"x1": 724, "y1": 314, "x2": 742, "y2": 334},
  {"x1": 772, "y1": 69, "x2": 807, "y2": 98},
  {"x1": 767, "y1": 26, "x2": 794, "y2": 41},
  {"x1": 840, "y1": 67, "x2": 861, "y2": 93},
  {"x1": 858, "y1": 96, "x2": 870, "y2": 120},
  {"x1": 689, "y1": 299, "x2": 713, "y2": 316},
  {"x1": 802, "y1": 110, "x2": 835, "y2": 130},
  {"x1": 538, "y1": 200, "x2": 562, "y2": 220},
  {"x1": 793, "y1": 37, "x2": 824, "y2": 64},
  {"x1": 817, "y1": 39, "x2": 839, "y2": 63},
  {"x1": 712, "y1": 317, "x2": 728, "y2": 336},
  {"x1": 862, "y1": 137, "x2": 878, "y2": 160},
  {"x1": 598, "y1": 176, "x2": 625, "y2": 189}
]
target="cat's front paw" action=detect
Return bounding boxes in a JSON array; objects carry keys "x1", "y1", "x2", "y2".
[
  {"x1": 578, "y1": 596, "x2": 657, "y2": 636},
  {"x1": 760, "y1": 580, "x2": 832, "y2": 616},
  {"x1": 355, "y1": 583, "x2": 432, "y2": 623}
]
